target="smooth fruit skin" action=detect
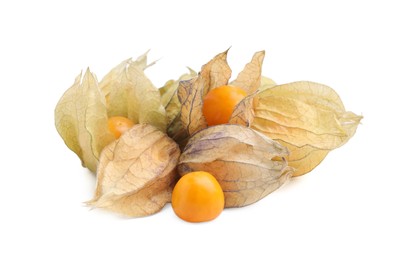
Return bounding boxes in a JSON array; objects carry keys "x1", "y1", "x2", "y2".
[
  {"x1": 172, "y1": 171, "x2": 225, "y2": 223},
  {"x1": 202, "y1": 85, "x2": 247, "y2": 126},
  {"x1": 107, "y1": 116, "x2": 135, "y2": 139}
]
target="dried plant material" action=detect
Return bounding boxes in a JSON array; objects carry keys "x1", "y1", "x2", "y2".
[
  {"x1": 159, "y1": 79, "x2": 175, "y2": 100},
  {"x1": 87, "y1": 124, "x2": 180, "y2": 217},
  {"x1": 55, "y1": 69, "x2": 114, "y2": 172},
  {"x1": 160, "y1": 69, "x2": 197, "y2": 149},
  {"x1": 178, "y1": 51, "x2": 231, "y2": 137},
  {"x1": 252, "y1": 81, "x2": 361, "y2": 149},
  {"x1": 166, "y1": 113, "x2": 190, "y2": 150},
  {"x1": 229, "y1": 92, "x2": 258, "y2": 126},
  {"x1": 99, "y1": 58, "x2": 130, "y2": 117},
  {"x1": 177, "y1": 77, "x2": 205, "y2": 137},
  {"x1": 199, "y1": 50, "x2": 232, "y2": 93},
  {"x1": 175, "y1": 50, "x2": 361, "y2": 177},
  {"x1": 230, "y1": 51, "x2": 265, "y2": 94},
  {"x1": 262, "y1": 81, "x2": 346, "y2": 113},
  {"x1": 55, "y1": 52, "x2": 168, "y2": 173},
  {"x1": 251, "y1": 81, "x2": 362, "y2": 176},
  {"x1": 177, "y1": 124, "x2": 293, "y2": 208},
  {"x1": 177, "y1": 50, "x2": 266, "y2": 137},
  {"x1": 280, "y1": 141, "x2": 329, "y2": 177},
  {"x1": 260, "y1": 76, "x2": 276, "y2": 91},
  {"x1": 160, "y1": 79, "x2": 178, "y2": 123},
  {"x1": 99, "y1": 52, "x2": 167, "y2": 132},
  {"x1": 160, "y1": 68, "x2": 197, "y2": 129}
]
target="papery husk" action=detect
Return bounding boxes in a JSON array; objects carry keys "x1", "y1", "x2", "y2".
[
  {"x1": 160, "y1": 67, "x2": 197, "y2": 123},
  {"x1": 160, "y1": 68, "x2": 197, "y2": 147},
  {"x1": 229, "y1": 92, "x2": 259, "y2": 127},
  {"x1": 251, "y1": 81, "x2": 362, "y2": 176},
  {"x1": 259, "y1": 76, "x2": 277, "y2": 91},
  {"x1": 177, "y1": 124, "x2": 293, "y2": 207},
  {"x1": 177, "y1": 51, "x2": 231, "y2": 137},
  {"x1": 87, "y1": 124, "x2": 180, "y2": 217},
  {"x1": 230, "y1": 51, "x2": 265, "y2": 94},
  {"x1": 99, "y1": 52, "x2": 167, "y2": 132},
  {"x1": 176, "y1": 50, "x2": 266, "y2": 148},
  {"x1": 55, "y1": 69, "x2": 114, "y2": 172}
]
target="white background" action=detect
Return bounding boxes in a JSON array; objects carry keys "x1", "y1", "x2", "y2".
[{"x1": 1, "y1": 0, "x2": 416, "y2": 259}]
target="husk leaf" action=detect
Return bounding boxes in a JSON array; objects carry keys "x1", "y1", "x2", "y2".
[
  {"x1": 178, "y1": 124, "x2": 293, "y2": 207},
  {"x1": 252, "y1": 81, "x2": 362, "y2": 176},
  {"x1": 55, "y1": 69, "x2": 114, "y2": 172},
  {"x1": 87, "y1": 124, "x2": 180, "y2": 217}
]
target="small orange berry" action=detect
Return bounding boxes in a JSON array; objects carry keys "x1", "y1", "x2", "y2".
[
  {"x1": 202, "y1": 85, "x2": 247, "y2": 126},
  {"x1": 107, "y1": 116, "x2": 135, "y2": 139},
  {"x1": 172, "y1": 171, "x2": 225, "y2": 223}
]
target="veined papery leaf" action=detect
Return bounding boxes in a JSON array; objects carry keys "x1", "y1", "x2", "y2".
[
  {"x1": 87, "y1": 124, "x2": 180, "y2": 217},
  {"x1": 55, "y1": 69, "x2": 114, "y2": 172},
  {"x1": 252, "y1": 81, "x2": 362, "y2": 176},
  {"x1": 178, "y1": 124, "x2": 293, "y2": 207}
]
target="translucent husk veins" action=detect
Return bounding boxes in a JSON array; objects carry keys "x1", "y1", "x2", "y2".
[{"x1": 177, "y1": 124, "x2": 293, "y2": 207}]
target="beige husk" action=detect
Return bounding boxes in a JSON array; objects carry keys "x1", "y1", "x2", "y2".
[{"x1": 87, "y1": 124, "x2": 180, "y2": 217}]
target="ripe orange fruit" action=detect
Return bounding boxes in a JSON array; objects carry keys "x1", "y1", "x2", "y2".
[
  {"x1": 202, "y1": 85, "x2": 247, "y2": 126},
  {"x1": 107, "y1": 116, "x2": 135, "y2": 139},
  {"x1": 172, "y1": 171, "x2": 225, "y2": 223}
]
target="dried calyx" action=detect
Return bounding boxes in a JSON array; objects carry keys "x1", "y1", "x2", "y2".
[
  {"x1": 55, "y1": 52, "x2": 166, "y2": 172},
  {"x1": 178, "y1": 124, "x2": 293, "y2": 207}
]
